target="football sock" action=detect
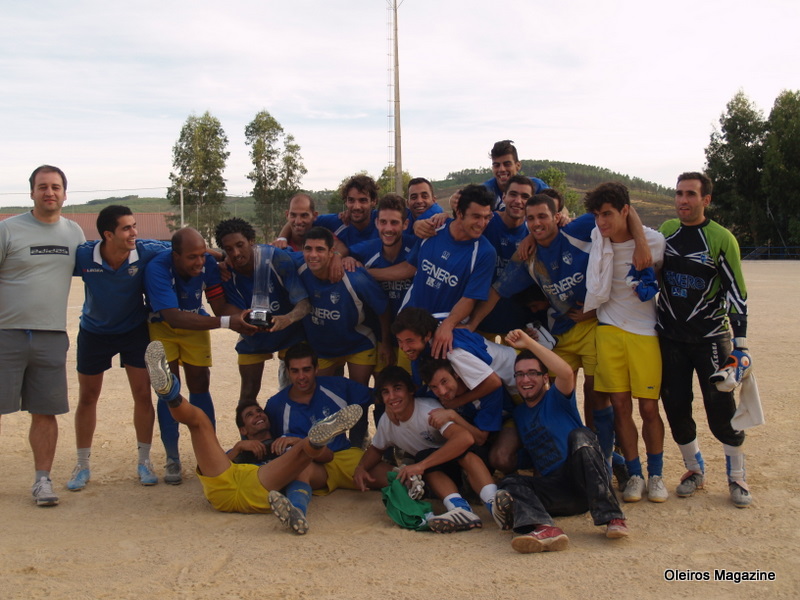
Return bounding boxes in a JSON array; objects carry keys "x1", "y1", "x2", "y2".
[
  {"x1": 444, "y1": 493, "x2": 471, "y2": 512},
  {"x1": 190, "y1": 392, "x2": 216, "y2": 430},
  {"x1": 479, "y1": 483, "x2": 498, "y2": 512},
  {"x1": 646, "y1": 452, "x2": 664, "y2": 478},
  {"x1": 678, "y1": 439, "x2": 704, "y2": 473},
  {"x1": 137, "y1": 442, "x2": 151, "y2": 464},
  {"x1": 285, "y1": 481, "x2": 312, "y2": 515},
  {"x1": 723, "y1": 444, "x2": 746, "y2": 482},
  {"x1": 157, "y1": 400, "x2": 180, "y2": 461},
  {"x1": 592, "y1": 406, "x2": 615, "y2": 462},
  {"x1": 76, "y1": 447, "x2": 91, "y2": 469},
  {"x1": 625, "y1": 457, "x2": 643, "y2": 478}
]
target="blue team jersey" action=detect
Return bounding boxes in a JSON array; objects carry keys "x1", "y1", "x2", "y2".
[
  {"x1": 298, "y1": 264, "x2": 388, "y2": 358},
  {"x1": 514, "y1": 386, "x2": 583, "y2": 476},
  {"x1": 483, "y1": 176, "x2": 549, "y2": 212},
  {"x1": 494, "y1": 213, "x2": 595, "y2": 335},
  {"x1": 349, "y1": 234, "x2": 416, "y2": 318},
  {"x1": 74, "y1": 239, "x2": 170, "y2": 334},
  {"x1": 477, "y1": 215, "x2": 531, "y2": 334},
  {"x1": 315, "y1": 211, "x2": 379, "y2": 248},
  {"x1": 144, "y1": 251, "x2": 223, "y2": 322},
  {"x1": 401, "y1": 221, "x2": 496, "y2": 319},
  {"x1": 222, "y1": 245, "x2": 308, "y2": 354},
  {"x1": 265, "y1": 376, "x2": 372, "y2": 452}
]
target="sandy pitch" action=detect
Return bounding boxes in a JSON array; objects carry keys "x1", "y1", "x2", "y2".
[{"x1": 0, "y1": 262, "x2": 798, "y2": 598}]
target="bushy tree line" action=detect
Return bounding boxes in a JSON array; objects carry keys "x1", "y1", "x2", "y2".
[
  {"x1": 167, "y1": 110, "x2": 306, "y2": 241},
  {"x1": 705, "y1": 90, "x2": 800, "y2": 247},
  {"x1": 442, "y1": 161, "x2": 672, "y2": 197}
]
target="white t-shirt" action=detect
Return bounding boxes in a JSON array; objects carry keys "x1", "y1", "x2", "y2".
[
  {"x1": 372, "y1": 397, "x2": 453, "y2": 456},
  {"x1": 596, "y1": 227, "x2": 665, "y2": 336}
]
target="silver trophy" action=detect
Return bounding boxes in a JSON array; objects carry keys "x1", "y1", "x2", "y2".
[{"x1": 246, "y1": 244, "x2": 275, "y2": 329}]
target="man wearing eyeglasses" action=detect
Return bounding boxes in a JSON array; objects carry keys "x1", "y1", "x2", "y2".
[{"x1": 491, "y1": 328, "x2": 628, "y2": 553}]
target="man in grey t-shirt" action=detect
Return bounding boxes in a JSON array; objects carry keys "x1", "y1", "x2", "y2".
[{"x1": 0, "y1": 165, "x2": 85, "y2": 506}]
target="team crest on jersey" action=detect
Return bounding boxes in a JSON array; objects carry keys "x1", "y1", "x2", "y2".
[
  {"x1": 330, "y1": 292, "x2": 341, "y2": 305},
  {"x1": 562, "y1": 251, "x2": 573, "y2": 265},
  {"x1": 195, "y1": 290, "x2": 201, "y2": 300},
  {"x1": 441, "y1": 251, "x2": 450, "y2": 260},
  {"x1": 127, "y1": 265, "x2": 139, "y2": 277}
]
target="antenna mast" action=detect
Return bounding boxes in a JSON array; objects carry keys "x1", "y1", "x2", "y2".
[{"x1": 387, "y1": 0, "x2": 403, "y2": 194}]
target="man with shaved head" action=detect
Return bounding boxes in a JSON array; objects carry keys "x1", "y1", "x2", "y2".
[{"x1": 144, "y1": 227, "x2": 256, "y2": 484}]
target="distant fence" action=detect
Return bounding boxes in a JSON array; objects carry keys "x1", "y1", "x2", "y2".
[{"x1": 741, "y1": 246, "x2": 800, "y2": 260}]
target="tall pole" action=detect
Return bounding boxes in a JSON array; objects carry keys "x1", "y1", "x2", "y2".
[
  {"x1": 391, "y1": 0, "x2": 403, "y2": 195},
  {"x1": 179, "y1": 182, "x2": 185, "y2": 228}
]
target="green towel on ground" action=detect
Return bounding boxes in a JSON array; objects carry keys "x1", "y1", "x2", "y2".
[{"x1": 381, "y1": 471, "x2": 432, "y2": 531}]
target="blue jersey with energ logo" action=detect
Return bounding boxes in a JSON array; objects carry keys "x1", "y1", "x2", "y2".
[
  {"x1": 495, "y1": 213, "x2": 595, "y2": 335},
  {"x1": 401, "y1": 221, "x2": 496, "y2": 319},
  {"x1": 297, "y1": 264, "x2": 388, "y2": 359},
  {"x1": 222, "y1": 245, "x2": 308, "y2": 354}
]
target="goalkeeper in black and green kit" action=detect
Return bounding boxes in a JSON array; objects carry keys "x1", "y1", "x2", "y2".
[{"x1": 656, "y1": 172, "x2": 753, "y2": 508}]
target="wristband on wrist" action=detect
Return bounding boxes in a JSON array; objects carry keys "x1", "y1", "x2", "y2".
[
  {"x1": 220, "y1": 316, "x2": 231, "y2": 329},
  {"x1": 276, "y1": 237, "x2": 288, "y2": 242},
  {"x1": 733, "y1": 337, "x2": 747, "y2": 350}
]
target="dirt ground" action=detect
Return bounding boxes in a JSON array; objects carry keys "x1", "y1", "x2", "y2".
[{"x1": 0, "y1": 261, "x2": 798, "y2": 599}]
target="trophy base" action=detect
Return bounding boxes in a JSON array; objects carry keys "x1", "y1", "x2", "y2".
[{"x1": 246, "y1": 310, "x2": 274, "y2": 329}]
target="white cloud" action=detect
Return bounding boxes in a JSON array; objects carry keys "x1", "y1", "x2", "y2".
[{"x1": 1, "y1": 0, "x2": 798, "y2": 206}]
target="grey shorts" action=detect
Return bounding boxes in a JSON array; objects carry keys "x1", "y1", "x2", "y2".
[{"x1": 0, "y1": 330, "x2": 69, "y2": 415}]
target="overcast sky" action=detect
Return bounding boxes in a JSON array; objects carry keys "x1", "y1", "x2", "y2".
[{"x1": 1, "y1": 0, "x2": 797, "y2": 207}]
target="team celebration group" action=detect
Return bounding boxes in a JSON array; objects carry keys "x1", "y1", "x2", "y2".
[{"x1": 0, "y1": 139, "x2": 754, "y2": 553}]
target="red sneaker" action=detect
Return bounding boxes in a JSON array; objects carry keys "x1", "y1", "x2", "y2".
[
  {"x1": 606, "y1": 518, "x2": 629, "y2": 539},
  {"x1": 511, "y1": 525, "x2": 569, "y2": 553}
]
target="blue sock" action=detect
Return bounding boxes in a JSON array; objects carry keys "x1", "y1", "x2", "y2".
[
  {"x1": 625, "y1": 457, "x2": 643, "y2": 478},
  {"x1": 159, "y1": 374, "x2": 182, "y2": 406},
  {"x1": 157, "y1": 400, "x2": 180, "y2": 461},
  {"x1": 444, "y1": 494, "x2": 472, "y2": 512},
  {"x1": 592, "y1": 406, "x2": 615, "y2": 462},
  {"x1": 285, "y1": 481, "x2": 312, "y2": 515},
  {"x1": 612, "y1": 451, "x2": 625, "y2": 466},
  {"x1": 646, "y1": 452, "x2": 664, "y2": 478},
  {"x1": 189, "y1": 392, "x2": 216, "y2": 430}
]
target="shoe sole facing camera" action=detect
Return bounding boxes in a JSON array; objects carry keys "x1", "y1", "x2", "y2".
[
  {"x1": 269, "y1": 491, "x2": 309, "y2": 535},
  {"x1": 145, "y1": 341, "x2": 172, "y2": 396},
  {"x1": 492, "y1": 489, "x2": 514, "y2": 530},
  {"x1": 307, "y1": 404, "x2": 363, "y2": 447},
  {"x1": 511, "y1": 531, "x2": 569, "y2": 553}
]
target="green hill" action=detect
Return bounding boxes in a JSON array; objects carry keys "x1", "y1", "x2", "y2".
[{"x1": 3, "y1": 162, "x2": 675, "y2": 230}]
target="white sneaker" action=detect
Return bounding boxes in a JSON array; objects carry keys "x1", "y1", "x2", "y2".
[
  {"x1": 428, "y1": 507, "x2": 482, "y2": 533},
  {"x1": 622, "y1": 474, "x2": 645, "y2": 502},
  {"x1": 145, "y1": 341, "x2": 173, "y2": 396},
  {"x1": 307, "y1": 404, "x2": 363, "y2": 447},
  {"x1": 32, "y1": 477, "x2": 59, "y2": 506},
  {"x1": 647, "y1": 475, "x2": 668, "y2": 503}
]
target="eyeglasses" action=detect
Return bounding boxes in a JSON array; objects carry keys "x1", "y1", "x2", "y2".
[{"x1": 514, "y1": 369, "x2": 546, "y2": 379}]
